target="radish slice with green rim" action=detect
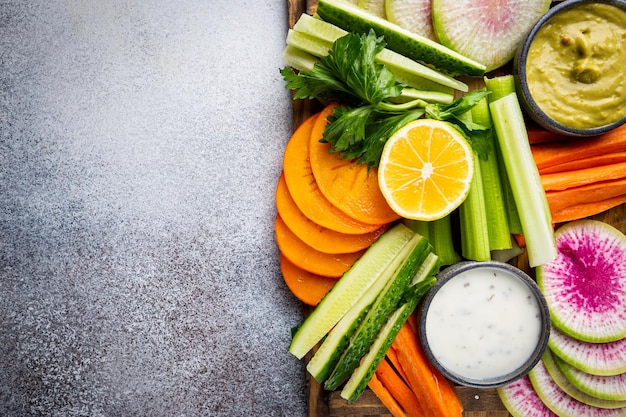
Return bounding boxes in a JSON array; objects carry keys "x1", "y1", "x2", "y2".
[
  {"x1": 537, "y1": 220, "x2": 626, "y2": 343},
  {"x1": 529, "y1": 355, "x2": 626, "y2": 416},
  {"x1": 549, "y1": 326, "x2": 626, "y2": 376},
  {"x1": 497, "y1": 374, "x2": 558, "y2": 417},
  {"x1": 553, "y1": 351, "x2": 626, "y2": 402},
  {"x1": 431, "y1": 0, "x2": 550, "y2": 71},
  {"x1": 542, "y1": 350, "x2": 626, "y2": 409},
  {"x1": 385, "y1": 0, "x2": 436, "y2": 40}
]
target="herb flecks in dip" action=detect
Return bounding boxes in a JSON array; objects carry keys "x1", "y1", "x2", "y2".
[
  {"x1": 526, "y1": 3, "x2": 626, "y2": 130},
  {"x1": 424, "y1": 266, "x2": 542, "y2": 382}
]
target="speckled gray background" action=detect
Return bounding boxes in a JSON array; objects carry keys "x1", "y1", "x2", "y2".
[{"x1": 0, "y1": 1, "x2": 306, "y2": 416}]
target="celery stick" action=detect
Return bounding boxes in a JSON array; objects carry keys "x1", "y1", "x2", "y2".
[
  {"x1": 429, "y1": 215, "x2": 461, "y2": 266},
  {"x1": 403, "y1": 219, "x2": 430, "y2": 240},
  {"x1": 489, "y1": 93, "x2": 557, "y2": 267},
  {"x1": 484, "y1": 75, "x2": 515, "y2": 101},
  {"x1": 470, "y1": 98, "x2": 512, "y2": 251}
]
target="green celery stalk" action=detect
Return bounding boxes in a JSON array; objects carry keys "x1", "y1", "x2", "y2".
[
  {"x1": 484, "y1": 76, "x2": 523, "y2": 235},
  {"x1": 470, "y1": 98, "x2": 512, "y2": 251},
  {"x1": 428, "y1": 215, "x2": 461, "y2": 266},
  {"x1": 403, "y1": 219, "x2": 430, "y2": 240},
  {"x1": 489, "y1": 93, "x2": 557, "y2": 267}
]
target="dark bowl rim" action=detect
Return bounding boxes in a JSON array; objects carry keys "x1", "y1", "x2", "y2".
[
  {"x1": 513, "y1": 0, "x2": 626, "y2": 137},
  {"x1": 418, "y1": 260, "x2": 551, "y2": 389}
]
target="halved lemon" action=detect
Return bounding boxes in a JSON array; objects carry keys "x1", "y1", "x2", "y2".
[{"x1": 378, "y1": 119, "x2": 474, "y2": 221}]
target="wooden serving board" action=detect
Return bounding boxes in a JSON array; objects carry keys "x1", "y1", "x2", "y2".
[{"x1": 285, "y1": 1, "x2": 626, "y2": 415}]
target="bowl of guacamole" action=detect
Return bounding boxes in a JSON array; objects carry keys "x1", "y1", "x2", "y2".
[{"x1": 514, "y1": 0, "x2": 626, "y2": 137}]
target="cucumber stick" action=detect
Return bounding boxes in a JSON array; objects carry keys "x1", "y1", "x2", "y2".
[
  {"x1": 306, "y1": 232, "x2": 420, "y2": 382},
  {"x1": 292, "y1": 13, "x2": 466, "y2": 92},
  {"x1": 289, "y1": 223, "x2": 415, "y2": 359},
  {"x1": 316, "y1": 0, "x2": 486, "y2": 77},
  {"x1": 341, "y1": 253, "x2": 440, "y2": 402},
  {"x1": 324, "y1": 234, "x2": 431, "y2": 390}
]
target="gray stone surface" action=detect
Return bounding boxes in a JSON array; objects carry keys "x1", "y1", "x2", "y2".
[{"x1": 0, "y1": 0, "x2": 307, "y2": 416}]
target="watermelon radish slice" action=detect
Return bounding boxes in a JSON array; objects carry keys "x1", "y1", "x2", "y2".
[
  {"x1": 549, "y1": 326, "x2": 626, "y2": 376},
  {"x1": 497, "y1": 374, "x2": 558, "y2": 417},
  {"x1": 385, "y1": 0, "x2": 436, "y2": 40},
  {"x1": 537, "y1": 220, "x2": 626, "y2": 343},
  {"x1": 431, "y1": 0, "x2": 550, "y2": 71},
  {"x1": 541, "y1": 350, "x2": 626, "y2": 409},
  {"x1": 553, "y1": 352, "x2": 626, "y2": 402},
  {"x1": 529, "y1": 355, "x2": 626, "y2": 416}
]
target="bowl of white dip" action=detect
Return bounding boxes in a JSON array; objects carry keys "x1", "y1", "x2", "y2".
[{"x1": 418, "y1": 261, "x2": 550, "y2": 388}]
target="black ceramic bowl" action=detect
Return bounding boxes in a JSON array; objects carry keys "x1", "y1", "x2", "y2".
[
  {"x1": 419, "y1": 261, "x2": 550, "y2": 389},
  {"x1": 513, "y1": 0, "x2": 626, "y2": 137}
]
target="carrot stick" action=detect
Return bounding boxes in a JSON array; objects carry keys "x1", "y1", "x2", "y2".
[
  {"x1": 367, "y1": 373, "x2": 406, "y2": 417},
  {"x1": 276, "y1": 173, "x2": 388, "y2": 254},
  {"x1": 376, "y1": 357, "x2": 426, "y2": 417},
  {"x1": 392, "y1": 322, "x2": 464, "y2": 417},
  {"x1": 540, "y1": 162, "x2": 626, "y2": 191},
  {"x1": 385, "y1": 347, "x2": 409, "y2": 384},
  {"x1": 274, "y1": 215, "x2": 364, "y2": 278},
  {"x1": 526, "y1": 125, "x2": 568, "y2": 144},
  {"x1": 309, "y1": 103, "x2": 400, "y2": 225},
  {"x1": 546, "y1": 177, "x2": 626, "y2": 214},
  {"x1": 539, "y1": 151, "x2": 626, "y2": 175},
  {"x1": 530, "y1": 123, "x2": 626, "y2": 171},
  {"x1": 279, "y1": 254, "x2": 336, "y2": 306},
  {"x1": 551, "y1": 194, "x2": 626, "y2": 224}
]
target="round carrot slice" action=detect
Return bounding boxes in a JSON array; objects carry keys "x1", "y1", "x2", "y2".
[
  {"x1": 276, "y1": 173, "x2": 387, "y2": 254},
  {"x1": 378, "y1": 119, "x2": 474, "y2": 221},
  {"x1": 274, "y1": 215, "x2": 363, "y2": 278},
  {"x1": 283, "y1": 112, "x2": 382, "y2": 235},
  {"x1": 280, "y1": 254, "x2": 336, "y2": 306},
  {"x1": 309, "y1": 104, "x2": 401, "y2": 225}
]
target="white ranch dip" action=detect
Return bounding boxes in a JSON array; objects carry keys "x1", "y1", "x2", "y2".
[{"x1": 424, "y1": 266, "x2": 542, "y2": 381}]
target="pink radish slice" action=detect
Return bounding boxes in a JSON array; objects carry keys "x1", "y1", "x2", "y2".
[
  {"x1": 553, "y1": 352, "x2": 626, "y2": 402},
  {"x1": 385, "y1": 0, "x2": 436, "y2": 40},
  {"x1": 497, "y1": 374, "x2": 558, "y2": 417},
  {"x1": 431, "y1": 0, "x2": 550, "y2": 71},
  {"x1": 549, "y1": 326, "x2": 626, "y2": 376},
  {"x1": 542, "y1": 349, "x2": 626, "y2": 409},
  {"x1": 529, "y1": 356, "x2": 626, "y2": 416},
  {"x1": 537, "y1": 220, "x2": 626, "y2": 343}
]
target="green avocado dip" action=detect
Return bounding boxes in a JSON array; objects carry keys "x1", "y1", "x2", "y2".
[{"x1": 526, "y1": 3, "x2": 626, "y2": 130}]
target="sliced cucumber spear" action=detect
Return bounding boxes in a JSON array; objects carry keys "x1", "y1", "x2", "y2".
[
  {"x1": 316, "y1": 0, "x2": 486, "y2": 77},
  {"x1": 288, "y1": 223, "x2": 415, "y2": 359}
]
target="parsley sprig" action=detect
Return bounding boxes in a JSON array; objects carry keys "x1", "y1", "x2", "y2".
[{"x1": 281, "y1": 29, "x2": 492, "y2": 169}]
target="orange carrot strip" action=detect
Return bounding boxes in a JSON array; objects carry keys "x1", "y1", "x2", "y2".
[
  {"x1": 546, "y1": 177, "x2": 626, "y2": 214},
  {"x1": 274, "y1": 215, "x2": 364, "y2": 278},
  {"x1": 367, "y1": 374, "x2": 406, "y2": 417},
  {"x1": 276, "y1": 173, "x2": 388, "y2": 254},
  {"x1": 279, "y1": 254, "x2": 336, "y2": 306},
  {"x1": 309, "y1": 103, "x2": 400, "y2": 225},
  {"x1": 376, "y1": 358, "x2": 426, "y2": 417},
  {"x1": 385, "y1": 347, "x2": 409, "y2": 384},
  {"x1": 392, "y1": 322, "x2": 464, "y2": 417},
  {"x1": 282, "y1": 112, "x2": 382, "y2": 235},
  {"x1": 540, "y1": 162, "x2": 626, "y2": 191},
  {"x1": 530, "y1": 123, "x2": 626, "y2": 171},
  {"x1": 539, "y1": 151, "x2": 626, "y2": 175},
  {"x1": 526, "y1": 125, "x2": 568, "y2": 144},
  {"x1": 513, "y1": 233, "x2": 527, "y2": 249},
  {"x1": 551, "y1": 194, "x2": 626, "y2": 224}
]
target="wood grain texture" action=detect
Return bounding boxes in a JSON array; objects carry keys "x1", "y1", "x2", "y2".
[{"x1": 284, "y1": 1, "x2": 626, "y2": 416}]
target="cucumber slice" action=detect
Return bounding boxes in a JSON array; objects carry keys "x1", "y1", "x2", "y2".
[
  {"x1": 293, "y1": 13, "x2": 467, "y2": 92},
  {"x1": 537, "y1": 220, "x2": 626, "y2": 343},
  {"x1": 324, "y1": 233, "x2": 431, "y2": 390},
  {"x1": 282, "y1": 46, "x2": 318, "y2": 73},
  {"x1": 542, "y1": 350, "x2": 626, "y2": 409},
  {"x1": 289, "y1": 223, "x2": 415, "y2": 359},
  {"x1": 306, "y1": 233, "x2": 419, "y2": 382},
  {"x1": 385, "y1": 0, "x2": 435, "y2": 41},
  {"x1": 316, "y1": 0, "x2": 486, "y2": 77},
  {"x1": 528, "y1": 352, "x2": 626, "y2": 416},
  {"x1": 340, "y1": 267, "x2": 437, "y2": 402},
  {"x1": 552, "y1": 351, "x2": 626, "y2": 402},
  {"x1": 431, "y1": 0, "x2": 550, "y2": 72}
]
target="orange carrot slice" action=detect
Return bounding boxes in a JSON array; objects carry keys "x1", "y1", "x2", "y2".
[
  {"x1": 546, "y1": 177, "x2": 626, "y2": 214},
  {"x1": 279, "y1": 254, "x2": 335, "y2": 306},
  {"x1": 309, "y1": 103, "x2": 401, "y2": 225},
  {"x1": 375, "y1": 358, "x2": 426, "y2": 417},
  {"x1": 283, "y1": 112, "x2": 382, "y2": 235},
  {"x1": 551, "y1": 194, "x2": 626, "y2": 224},
  {"x1": 275, "y1": 173, "x2": 387, "y2": 254},
  {"x1": 392, "y1": 322, "x2": 464, "y2": 417},
  {"x1": 367, "y1": 374, "x2": 406, "y2": 417},
  {"x1": 539, "y1": 151, "x2": 626, "y2": 175},
  {"x1": 540, "y1": 162, "x2": 626, "y2": 191},
  {"x1": 274, "y1": 215, "x2": 363, "y2": 278}
]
